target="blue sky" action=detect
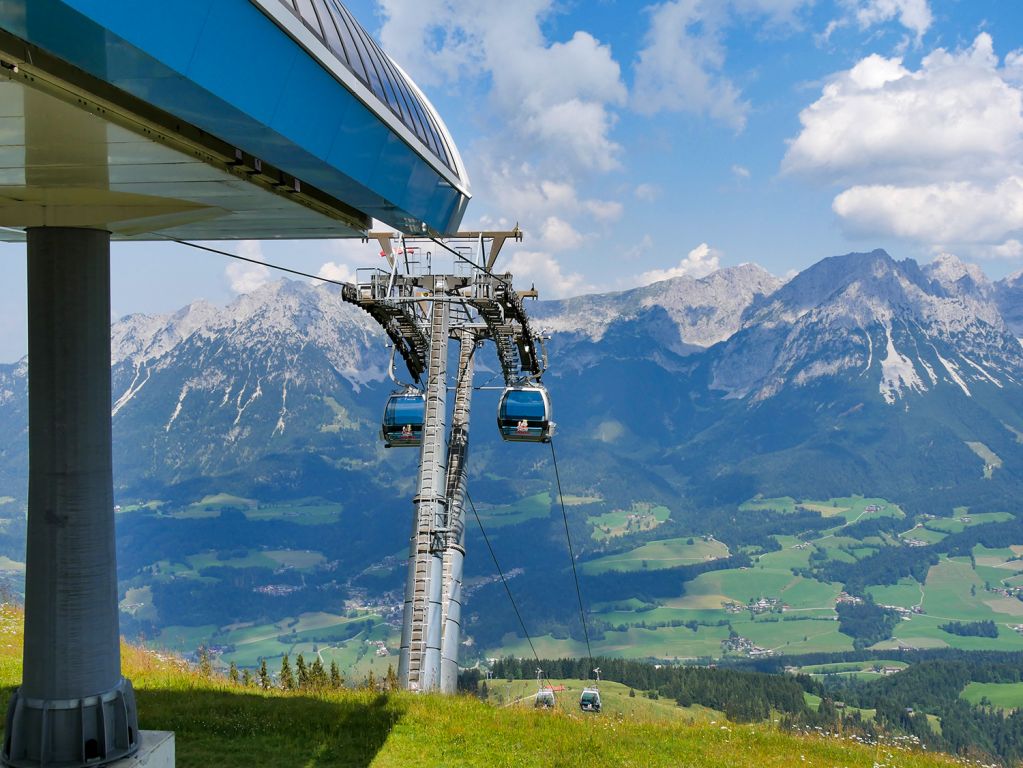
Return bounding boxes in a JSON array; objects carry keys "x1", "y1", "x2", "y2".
[{"x1": 2, "y1": 0, "x2": 1023, "y2": 361}]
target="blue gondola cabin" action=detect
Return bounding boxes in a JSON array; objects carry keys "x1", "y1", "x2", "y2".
[
  {"x1": 497, "y1": 385, "x2": 553, "y2": 443},
  {"x1": 382, "y1": 391, "x2": 425, "y2": 448}
]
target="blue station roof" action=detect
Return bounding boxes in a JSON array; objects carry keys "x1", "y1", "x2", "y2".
[
  {"x1": 276, "y1": 0, "x2": 459, "y2": 175},
  {"x1": 0, "y1": 0, "x2": 471, "y2": 239}
]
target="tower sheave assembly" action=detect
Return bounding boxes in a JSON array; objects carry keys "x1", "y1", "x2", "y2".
[{"x1": 0, "y1": 1, "x2": 469, "y2": 765}]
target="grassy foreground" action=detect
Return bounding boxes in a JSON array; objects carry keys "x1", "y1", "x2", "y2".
[{"x1": 0, "y1": 605, "x2": 959, "y2": 767}]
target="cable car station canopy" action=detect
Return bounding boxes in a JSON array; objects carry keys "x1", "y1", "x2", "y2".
[
  {"x1": 0, "y1": 4, "x2": 472, "y2": 765},
  {"x1": 0, "y1": 0, "x2": 471, "y2": 241}
]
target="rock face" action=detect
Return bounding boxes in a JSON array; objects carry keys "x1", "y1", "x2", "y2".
[
  {"x1": 709, "y1": 250, "x2": 1022, "y2": 404},
  {"x1": 0, "y1": 249, "x2": 1022, "y2": 513},
  {"x1": 0, "y1": 281, "x2": 398, "y2": 503},
  {"x1": 534, "y1": 263, "x2": 782, "y2": 352},
  {"x1": 994, "y1": 268, "x2": 1023, "y2": 337}
]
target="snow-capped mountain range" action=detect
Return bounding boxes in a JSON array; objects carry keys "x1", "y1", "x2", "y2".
[
  {"x1": 1, "y1": 247, "x2": 1023, "y2": 511},
  {"x1": 710, "y1": 250, "x2": 1023, "y2": 404}
]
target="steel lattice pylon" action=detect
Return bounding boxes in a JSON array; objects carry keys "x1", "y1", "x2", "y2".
[{"x1": 342, "y1": 229, "x2": 546, "y2": 692}]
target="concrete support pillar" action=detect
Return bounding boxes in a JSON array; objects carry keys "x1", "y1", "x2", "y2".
[{"x1": 3, "y1": 227, "x2": 138, "y2": 768}]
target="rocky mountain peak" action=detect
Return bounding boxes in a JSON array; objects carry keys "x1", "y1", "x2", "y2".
[
  {"x1": 713, "y1": 250, "x2": 1020, "y2": 405},
  {"x1": 925, "y1": 253, "x2": 990, "y2": 290},
  {"x1": 536, "y1": 262, "x2": 782, "y2": 351}
]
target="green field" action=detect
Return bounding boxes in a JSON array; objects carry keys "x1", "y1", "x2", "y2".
[
  {"x1": 155, "y1": 624, "x2": 222, "y2": 652},
  {"x1": 739, "y1": 496, "x2": 799, "y2": 514},
  {"x1": 213, "y1": 611, "x2": 396, "y2": 676},
  {"x1": 161, "y1": 493, "x2": 258, "y2": 519},
  {"x1": 265, "y1": 549, "x2": 326, "y2": 569},
  {"x1": 737, "y1": 618, "x2": 852, "y2": 655},
  {"x1": 319, "y1": 395, "x2": 362, "y2": 433},
  {"x1": 118, "y1": 499, "x2": 165, "y2": 513},
  {"x1": 244, "y1": 502, "x2": 342, "y2": 525},
  {"x1": 560, "y1": 494, "x2": 603, "y2": 506},
  {"x1": 925, "y1": 512, "x2": 1013, "y2": 534},
  {"x1": 120, "y1": 586, "x2": 157, "y2": 622},
  {"x1": 590, "y1": 502, "x2": 670, "y2": 540},
  {"x1": 798, "y1": 660, "x2": 909, "y2": 677},
  {"x1": 965, "y1": 441, "x2": 1002, "y2": 479},
  {"x1": 582, "y1": 537, "x2": 728, "y2": 574},
  {"x1": 961, "y1": 681, "x2": 1023, "y2": 710},
  {"x1": 185, "y1": 550, "x2": 280, "y2": 571},
  {"x1": 476, "y1": 492, "x2": 551, "y2": 528},
  {"x1": 755, "y1": 538, "x2": 814, "y2": 571},
  {"x1": 162, "y1": 495, "x2": 345, "y2": 525},
  {"x1": 667, "y1": 565, "x2": 840, "y2": 612},
  {"x1": 868, "y1": 579, "x2": 924, "y2": 610},
  {"x1": 739, "y1": 496, "x2": 902, "y2": 525}
]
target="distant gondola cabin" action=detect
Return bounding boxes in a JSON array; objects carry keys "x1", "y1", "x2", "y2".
[
  {"x1": 497, "y1": 385, "x2": 553, "y2": 443},
  {"x1": 381, "y1": 392, "x2": 425, "y2": 448},
  {"x1": 579, "y1": 688, "x2": 601, "y2": 713},
  {"x1": 535, "y1": 689, "x2": 556, "y2": 709}
]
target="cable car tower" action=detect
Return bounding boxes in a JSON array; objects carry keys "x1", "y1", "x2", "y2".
[{"x1": 347, "y1": 227, "x2": 550, "y2": 693}]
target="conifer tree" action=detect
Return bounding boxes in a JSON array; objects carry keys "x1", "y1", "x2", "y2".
[
  {"x1": 330, "y1": 660, "x2": 343, "y2": 689},
  {"x1": 258, "y1": 658, "x2": 270, "y2": 689},
  {"x1": 198, "y1": 646, "x2": 213, "y2": 677},
  {"x1": 242, "y1": 668, "x2": 253, "y2": 687},
  {"x1": 296, "y1": 653, "x2": 309, "y2": 689},
  {"x1": 385, "y1": 664, "x2": 398, "y2": 691},
  {"x1": 365, "y1": 669, "x2": 376, "y2": 691},
  {"x1": 310, "y1": 657, "x2": 327, "y2": 689},
  {"x1": 280, "y1": 654, "x2": 295, "y2": 690},
  {"x1": 229, "y1": 661, "x2": 239, "y2": 684}
]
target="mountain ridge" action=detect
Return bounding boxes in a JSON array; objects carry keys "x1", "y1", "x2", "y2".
[{"x1": 1, "y1": 248, "x2": 1022, "y2": 510}]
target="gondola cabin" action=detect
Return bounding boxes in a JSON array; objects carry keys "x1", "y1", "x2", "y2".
[
  {"x1": 497, "y1": 385, "x2": 553, "y2": 443},
  {"x1": 579, "y1": 687, "x2": 601, "y2": 713},
  {"x1": 381, "y1": 391, "x2": 425, "y2": 448},
  {"x1": 535, "y1": 688, "x2": 556, "y2": 709}
]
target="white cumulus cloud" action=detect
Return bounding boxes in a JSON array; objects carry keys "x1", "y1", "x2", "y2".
[
  {"x1": 991, "y1": 239, "x2": 1023, "y2": 259},
  {"x1": 317, "y1": 261, "x2": 357, "y2": 284},
  {"x1": 833, "y1": 178, "x2": 1023, "y2": 243},
  {"x1": 504, "y1": 251, "x2": 590, "y2": 299},
  {"x1": 848, "y1": 0, "x2": 932, "y2": 40},
  {"x1": 632, "y1": 0, "x2": 813, "y2": 129},
  {"x1": 786, "y1": 33, "x2": 1023, "y2": 253},
  {"x1": 473, "y1": 160, "x2": 621, "y2": 256},
  {"x1": 225, "y1": 241, "x2": 270, "y2": 294},
  {"x1": 632, "y1": 1, "x2": 748, "y2": 129},
  {"x1": 634, "y1": 183, "x2": 661, "y2": 202},
  {"x1": 785, "y1": 35, "x2": 1023, "y2": 185},
  {"x1": 636, "y1": 243, "x2": 722, "y2": 285},
  {"x1": 539, "y1": 217, "x2": 584, "y2": 252},
  {"x1": 377, "y1": 1, "x2": 626, "y2": 292},
  {"x1": 379, "y1": 1, "x2": 626, "y2": 175}
]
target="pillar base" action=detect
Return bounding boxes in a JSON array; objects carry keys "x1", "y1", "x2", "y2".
[
  {"x1": 3, "y1": 677, "x2": 139, "y2": 767},
  {"x1": 106, "y1": 732, "x2": 172, "y2": 768}
]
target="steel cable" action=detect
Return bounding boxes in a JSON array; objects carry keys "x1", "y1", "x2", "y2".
[
  {"x1": 549, "y1": 438, "x2": 595, "y2": 675},
  {"x1": 466, "y1": 489, "x2": 554, "y2": 693}
]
